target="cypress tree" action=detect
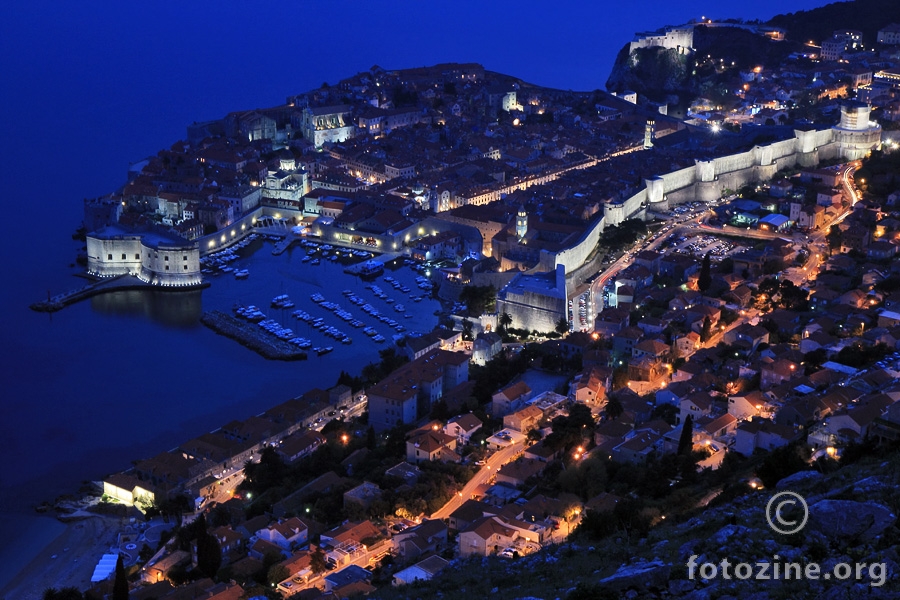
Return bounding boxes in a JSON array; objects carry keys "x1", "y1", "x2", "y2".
[
  {"x1": 196, "y1": 517, "x2": 222, "y2": 579},
  {"x1": 700, "y1": 316, "x2": 712, "y2": 342},
  {"x1": 698, "y1": 252, "x2": 712, "y2": 292},
  {"x1": 112, "y1": 554, "x2": 128, "y2": 600},
  {"x1": 677, "y1": 414, "x2": 693, "y2": 456}
]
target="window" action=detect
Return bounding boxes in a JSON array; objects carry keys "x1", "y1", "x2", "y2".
[
  {"x1": 165, "y1": 266, "x2": 169, "y2": 271},
  {"x1": 121, "y1": 253, "x2": 126, "y2": 260},
  {"x1": 164, "y1": 256, "x2": 169, "y2": 261},
  {"x1": 184, "y1": 265, "x2": 188, "y2": 270},
  {"x1": 183, "y1": 255, "x2": 187, "y2": 261},
  {"x1": 135, "y1": 254, "x2": 139, "y2": 259},
  {"x1": 107, "y1": 254, "x2": 112, "y2": 260}
]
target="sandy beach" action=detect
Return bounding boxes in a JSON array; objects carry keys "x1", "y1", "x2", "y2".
[{"x1": 0, "y1": 515, "x2": 122, "y2": 600}]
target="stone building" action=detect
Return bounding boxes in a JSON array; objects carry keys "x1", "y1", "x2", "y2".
[
  {"x1": 298, "y1": 105, "x2": 355, "y2": 148},
  {"x1": 496, "y1": 265, "x2": 567, "y2": 334},
  {"x1": 86, "y1": 226, "x2": 202, "y2": 287}
]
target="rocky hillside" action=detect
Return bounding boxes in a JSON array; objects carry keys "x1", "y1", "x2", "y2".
[
  {"x1": 373, "y1": 445, "x2": 900, "y2": 599},
  {"x1": 606, "y1": 26, "x2": 798, "y2": 110}
]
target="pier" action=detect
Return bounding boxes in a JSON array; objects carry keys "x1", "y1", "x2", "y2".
[
  {"x1": 30, "y1": 275, "x2": 209, "y2": 313},
  {"x1": 200, "y1": 310, "x2": 308, "y2": 360},
  {"x1": 271, "y1": 235, "x2": 300, "y2": 256},
  {"x1": 343, "y1": 251, "x2": 403, "y2": 275}
]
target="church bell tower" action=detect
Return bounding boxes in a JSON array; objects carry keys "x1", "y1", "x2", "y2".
[{"x1": 516, "y1": 205, "x2": 528, "y2": 240}]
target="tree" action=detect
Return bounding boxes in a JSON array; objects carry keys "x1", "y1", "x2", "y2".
[
  {"x1": 459, "y1": 284, "x2": 496, "y2": 316},
  {"x1": 430, "y1": 398, "x2": 450, "y2": 421},
  {"x1": 113, "y1": 554, "x2": 129, "y2": 600},
  {"x1": 267, "y1": 564, "x2": 290, "y2": 586},
  {"x1": 698, "y1": 252, "x2": 712, "y2": 292},
  {"x1": 310, "y1": 548, "x2": 329, "y2": 574},
  {"x1": 677, "y1": 414, "x2": 693, "y2": 456},
  {"x1": 603, "y1": 396, "x2": 625, "y2": 421},
  {"x1": 700, "y1": 316, "x2": 713, "y2": 343},
  {"x1": 196, "y1": 530, "x2": 222, "y2": 579},
  {"x1": 757, "y1": 442, "x2": 811, "y2": 488},
  {"x1": 461, "y1": 318, "x2": 474, "y2": 341},
  {"x1": 826, "y1": 226, "x2": 842, "y2": 251},
  {"x1": 611, "y1": 368, "x2": 630, "y2": 391},
  {"x1": 555, "y1": 317, "x2": 569, "y2": 335},
  {"x1": 499, "y1": 312, "x2": 513, "y2": 331}
]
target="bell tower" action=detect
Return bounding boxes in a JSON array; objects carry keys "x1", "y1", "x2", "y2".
[{"x1": 516, "y1": 205, "x2": 528, "y2": 240}]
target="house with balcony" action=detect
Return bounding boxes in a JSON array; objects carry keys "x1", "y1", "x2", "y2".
[
  {"x1": 406, "y1": 430, "x2": 460, "y2": 464},
  {"x1": 443, "y1": 413, "x2": 484, "y2": 445}
]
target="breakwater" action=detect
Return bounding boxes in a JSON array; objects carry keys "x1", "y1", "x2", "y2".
[
  {"x1": 30, "y1": 275, "x2": 209, "y2": 313},
  {"x1": 200, "y1": 310, "x2": 308, "y2": 360}
]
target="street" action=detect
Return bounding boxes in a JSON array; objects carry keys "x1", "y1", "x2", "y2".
[{"x1": 430, "y1": 440, "x2": 524, "y2": 520}]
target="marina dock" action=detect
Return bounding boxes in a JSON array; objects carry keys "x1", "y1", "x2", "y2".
[
  {"x1": 200, "y1": 310, "x2": 308, "y2": 360},
  {"x1": 343, "y1": 251, "x2": 402, "y2": 275},
  {"x1": 271, "y1": 235, "x2": 299, "y2": 256}
]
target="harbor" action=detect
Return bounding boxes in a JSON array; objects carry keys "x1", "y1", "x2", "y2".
[{"x1": 197, "y1": 234, "x2": 443, "y2": 361}]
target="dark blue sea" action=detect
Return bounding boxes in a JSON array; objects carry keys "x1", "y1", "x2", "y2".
[{"x1": 0, "y1": 0, "x2": 831, "y2": 588}]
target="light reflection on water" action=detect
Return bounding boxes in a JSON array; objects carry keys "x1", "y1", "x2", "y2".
[
  {"x1": 4, "y1": 236, "x2": 442, "y2": 525},
  {"x1": 90, "y1": 289, "x2": 204, "y2": 327}
]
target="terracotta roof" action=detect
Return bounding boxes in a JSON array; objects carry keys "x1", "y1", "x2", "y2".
[
  {"x1": 447, "y1": 413, "x2": 483, "y2": 431},
  {"x1": 464, "y1": 516, "x2": 516, "y2": 540},
  {"x1": 408, "y1": 430, "x2": 456, "y2": 453},
  {"x1": 496, "y1": 381, "x2": 531, "y2": 400},
  {"x1": 702, "y1": 413, "x2": 737, "y2": 435}
]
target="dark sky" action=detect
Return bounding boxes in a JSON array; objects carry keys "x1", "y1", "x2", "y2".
[{"x1": 2, "y1": 0, "x2": 832, "y2": 201}]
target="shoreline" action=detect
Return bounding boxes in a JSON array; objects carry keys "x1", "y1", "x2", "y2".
[{"x1": 0, "y1": 514, "x2": 123, "y2": 600}]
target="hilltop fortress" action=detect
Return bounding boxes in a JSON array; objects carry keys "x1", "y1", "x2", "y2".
[{"x1": 630, "y1": 25, "x2": 694, "y2": 55}]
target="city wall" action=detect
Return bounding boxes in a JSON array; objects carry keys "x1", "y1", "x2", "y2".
[
  {"x1": 199, "y1": 208, "x2": 265, "y2": 255},
  {"x1": 541, "y1": 128, "x2": 843, "y2": 277}
]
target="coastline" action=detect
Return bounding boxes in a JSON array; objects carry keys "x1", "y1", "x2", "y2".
[{"x1": 0, "y1": 514, "x2": 122, "y2": 600}]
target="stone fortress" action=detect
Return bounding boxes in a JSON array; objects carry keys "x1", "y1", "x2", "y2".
[
  {"x1": 86, "y1": 227, "x2": 202, "y2": 287},
  {"x1": 630, "y1": 25, "x2": 694, "y2": 55}
]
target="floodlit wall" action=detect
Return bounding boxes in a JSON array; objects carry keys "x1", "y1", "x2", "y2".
[
  {"x1": 141, "y1": 243, "x2": 202, "y2": 286},
  {"x1": 87, "y1": 235, "x2": 143, "y2": 276}
]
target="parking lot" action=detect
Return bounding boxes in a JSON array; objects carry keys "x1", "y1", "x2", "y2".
[{"x1": 661, "y1": 233, "x2": 746, "y2": 262}]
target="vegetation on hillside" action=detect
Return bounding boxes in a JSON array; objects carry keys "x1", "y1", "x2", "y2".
[{"x1": 768, "y1": 0, "x2": 900, "y2": 45}]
